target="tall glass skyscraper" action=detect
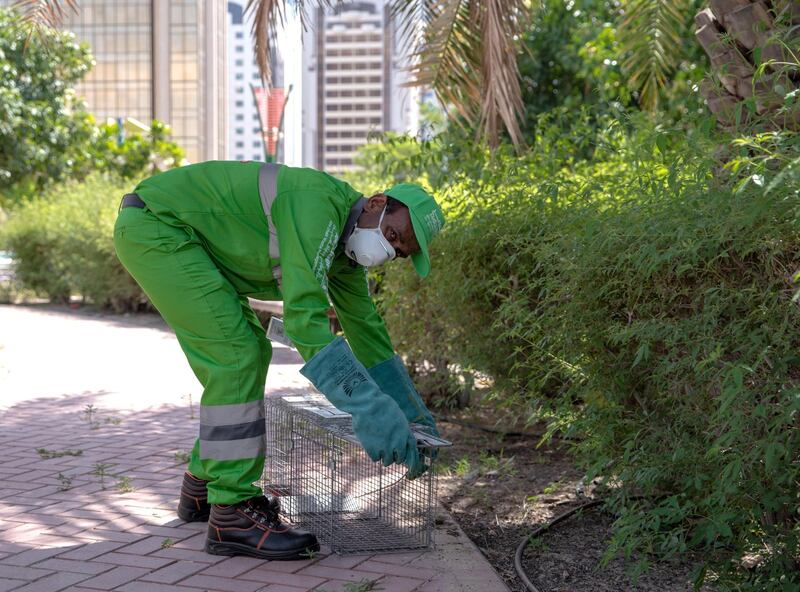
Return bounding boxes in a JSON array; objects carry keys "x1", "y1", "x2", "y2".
[
  {"x1": 298, "y1": 0, "x2": 420, "y2": 174},
  {"x1": 2, "y1": 0, "x2": 227, "y2": 163}
]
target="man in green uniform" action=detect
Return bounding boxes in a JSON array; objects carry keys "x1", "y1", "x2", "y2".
[{"x1": 113, "y1": 161, "x2": 444, "y2": 560}]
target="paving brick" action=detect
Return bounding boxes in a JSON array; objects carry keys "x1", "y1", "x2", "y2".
[
  {"x1": 198, "y1": 556, "x2": 266, "y2": 578},
  {"x1": 151, "y1": 548, "x2": 226, "y2": 564},
  {"x1": 0, "y1": 579, "x2": 27, "y2": 592},
  {"x1": 313, "y1": 555, "x2": 367, "y2": 569},
  {"x1": 352, "y1": 560, "x2": 437, "y2": 581},
  {"x1": 2, "y1": 545, "x2": 79, "y2": 566},
  {"x1": 367, "y1": 552, "x2": 424, "y2": 566},
  {"x1": 116, "y1": 583, "x2": 200, "y2": 592},
  {"x1": 312, "y1": 581, "x2": 367, "y2": 592},
  {"x1": 260, "y1": 586, "x2": 308, "y2": 592},
  {"x1": 34, "y1": 559, "x2": 116, "y2": 575},
  {"x1": 139, "y1": 560, "x2": 207, "y2": 584},
  {"x1": 72, "y1": 529, "x2": 147, "y2": 544},
  {"x1": 179, "y1": 574, "x2": 263, "y2": 592},
  {"x1": 117, "y1": 535, "x2": 171, "y2": 555},
  {"x1": 57, "y1": 541, "x2": 125, "y2": 561},
  {"x1": 78, "y1": 566, "x2": 150, "y2": 590},
  {"x1": 374, "y1": 575, "x2": 426, "y2": 592},
  {"x1": 7, "y1": 571, "x2": 90, "y2": 592},
  {"x1": 91, "y1": 551, "x2": 174, "y2": 569},
  {"x1": 254, "y1": 558, "x2": 319, "y2": 574},
  {"x1": 0, "y1": 564, "x2": 54, "y2": 581},
  {"x1": 295, "y1": 565, "x2": 381, "y2": 584},
  {"x1": 237, "y1": 566, "x2": 327, "y2": 590}
]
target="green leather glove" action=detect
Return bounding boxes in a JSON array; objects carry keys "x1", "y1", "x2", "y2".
[
  {"x1": 368, "y1": 356, "x2": 439, "y2": 478},
  {"x1": 367, "y1": 355, "x2": 439, "y2": 436},
  {"x1": 300, "y1": 337, "x2": 424, "y2": 476}
]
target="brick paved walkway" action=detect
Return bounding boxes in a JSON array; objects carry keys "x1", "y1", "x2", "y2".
[{"x1": 0, "y1": 305, "x2": 509, "y2": 592}]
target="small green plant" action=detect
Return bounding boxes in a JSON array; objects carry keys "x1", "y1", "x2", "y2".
[
  {"x1": 161, "y1": 538, "x2": 174, "y2": 549},
  {"x1": 299, "y1": 546, "x2": 318, "y2": 560},
  {"x1": 104, "y1": 416, "x2": 122, "y2": 425},
  {"x1": 526, "y1": 536, "x2": 550, "y2": 553},
  {"x1": 82, "y1": 404, "x2": 100, "y2": 429},
  {"x1": 184, "y1": 393, "x2": 195, "y2": 419},
  {"x1": 56, "y1": 472, "x2": 72, "y2": 491},
  {"x1": 542, "y1": 481, "x2": 562, "y2": 495},
  {"x1": 173, "y1": 450, "x2": 191, "y2": 463},
  {"x1": 452, "y1": 457, "x2": 472, "y2": 477},
  {"x1": 116, "y1": 475, "x2": 134, "y2": 493},
  {"x1": 36, "y1": 448, "x2": 83, "y2": 459},
  {"x1": 478, "y1": 450, "x2": 517, "y2": 477},
  {"x1": 90, "y1": 462, "x2": 116, "y2": 490}
]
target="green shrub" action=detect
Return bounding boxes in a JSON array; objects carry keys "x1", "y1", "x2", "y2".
[
  {"x1": 0, "y1": 174, "x2": 147, "y2": 310},
  {"x1": 367, "y1": 115, "x2": 800, "y2": 589}
]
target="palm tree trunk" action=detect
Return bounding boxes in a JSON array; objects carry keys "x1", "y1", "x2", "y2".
[{"x1": 696, "y1": 0, "x2": 800, "y2": 130}]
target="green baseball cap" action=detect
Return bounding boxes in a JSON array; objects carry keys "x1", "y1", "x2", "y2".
[{"x1": 384, "y1": 183, "x2": 445, "y2": 278}]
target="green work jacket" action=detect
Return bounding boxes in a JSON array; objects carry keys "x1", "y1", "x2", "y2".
[{"x1": 133, "y1": 160, "x2": 394, "y2": 366}]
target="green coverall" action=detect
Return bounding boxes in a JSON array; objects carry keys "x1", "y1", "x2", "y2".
[{"x1": 113, "y1": 161, "x2": 396, "y2": 505}]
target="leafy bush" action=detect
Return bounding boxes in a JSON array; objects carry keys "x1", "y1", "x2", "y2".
[
  {"x1": 364, "y1": 114, "x2": 800, "y2": 589},
  {"x1": 0, "y1": 174, "x2": 147, "y2": 310}
]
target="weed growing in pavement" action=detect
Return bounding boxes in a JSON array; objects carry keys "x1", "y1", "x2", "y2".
[
  {"x1": 36, "y1": 448, "x2": 83, "y2": 459},
  {"x1": 82, "y1": 404, "x2": 100, "y2": 429},
  {"x1": 183, "y1": 393, "x2": 195, "y2": 419},
  {"x1": 299, "y1": 546, "x2": 318, "y2": 560},
  {"x1": 90, "y1": 462, "x2": 116, "y2": 490},
  {"x1": 116, "y1": 476, "x2": 134, "y2": 493},
  {"x1": 104, "y1": 416, "x2": 122, "y2": 425},
  {"x1": 173, "y1": 450, "x2": 191, "y2": 463},
  {"x1": 56, "y1": 472, "x2": 72, "y2": 491},
  {"x1": 161, "y1": 538, "x2": 174, "y2": 549}
]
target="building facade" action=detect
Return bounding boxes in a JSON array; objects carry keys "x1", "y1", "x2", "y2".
[
  {"x1": 2, "y1": 0, "x2": 228, "y2": 163},
  {"x1": 291, "y1": 0, "x2": 420, "y2": 174},
  {"x1": 227, "y1": 2, "x2": 267, "y2": 162}
]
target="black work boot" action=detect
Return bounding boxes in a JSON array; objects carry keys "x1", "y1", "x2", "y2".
[
  {"x1": 177, "y1": 472, "x2": 210, "y2": 522},
  {"x1": 205, "y1": 496, "x2": 319, "y2": 560}
]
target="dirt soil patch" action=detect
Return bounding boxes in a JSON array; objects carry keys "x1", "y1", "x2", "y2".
[{"x1": 434, "y1": 410, "x2": 707, "y2": 591}]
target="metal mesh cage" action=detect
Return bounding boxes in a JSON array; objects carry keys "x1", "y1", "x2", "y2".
[{"x1": 263, "y1": 393, "x2": 441, "y2": 554}]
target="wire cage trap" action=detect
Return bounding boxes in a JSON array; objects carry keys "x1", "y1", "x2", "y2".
[{"x1": 263, "y1": 393, "x2": 450, "y2": 554}]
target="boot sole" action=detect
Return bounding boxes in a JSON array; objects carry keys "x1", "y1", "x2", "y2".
[{"x1": 204, "y1": 539, "x2": 320, "y2": 560}]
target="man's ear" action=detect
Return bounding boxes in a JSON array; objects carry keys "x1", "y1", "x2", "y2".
[{"x1": 364, "y1": 193, "x2": 387, "y2": 213}]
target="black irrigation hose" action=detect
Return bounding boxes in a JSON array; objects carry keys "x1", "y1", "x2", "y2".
[{"x1": 514, "y1": 500, "x2": 604, "y2": 592}]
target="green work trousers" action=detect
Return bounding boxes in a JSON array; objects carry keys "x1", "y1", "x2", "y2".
[{"x1": 113, "y1": 204, "x2": 269, "y2": 505}]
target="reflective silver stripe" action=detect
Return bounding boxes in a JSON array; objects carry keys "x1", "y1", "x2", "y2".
[
  {"x1": 199, "y1": 419, "x2": 266, "y2": 441},
  {"x1": 200, "y1": 400, "x2": 264, "y2": 427},
  {"x1": 200, "y1": 435, "x2": 266, "y2": 461},
  {"x1": 258, "y1": 163, "x2": 282, "y2": 260}
]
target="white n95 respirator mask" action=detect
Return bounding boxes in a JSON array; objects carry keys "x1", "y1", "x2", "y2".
[{"x1": 345, "y1": 205, "x2": 396, "y2": 267}]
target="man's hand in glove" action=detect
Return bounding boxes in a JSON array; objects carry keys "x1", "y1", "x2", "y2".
[
  {"x1": 368, "y1": 355, "x2": 440, "y2": 473},
  {"x1": 300, "y1": 337, "x2": 424, "y2": 476}
]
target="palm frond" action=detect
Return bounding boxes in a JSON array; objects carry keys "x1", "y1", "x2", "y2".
[
  {"x1": 618, "y1": 0, "x2": 693, "y2": 111},
  {"x1": 248, "y1": 0, "x2": 333, "y2": 89},
  {"x1": 247, "y1": 0, "x2": 286, "y2": 89},
  {"x1": 478, "y1": 0, "x2": 526, "y2": 149},
  {"x1": 10, "y1": 0, "x2": 78, "y2": 28},
  {"x1": 393, "y1": 0, "x2": 526, "y2": 149}
]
